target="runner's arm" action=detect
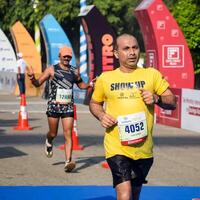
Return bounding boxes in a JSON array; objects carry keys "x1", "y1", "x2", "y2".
[
  {"x1": 27, "y1": 66, "x2": 53, "y2": 87},
  {"x1": 154, "y1": 88, "x2": 176, "y2": 110},
  {"x1": 89, "y1": 99, "x2": 117, "y2": 128},
  {"x1": 76, "y1": 76, "x2": 96, "y2": 89}
]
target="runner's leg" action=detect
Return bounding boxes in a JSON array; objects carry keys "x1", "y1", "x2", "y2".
[
  {"x1": 47, "y1": 116, "x2": 59, "y2": 142},
  {"x1": 116, "y1": 181, "x2": 132, "y2": 200},
  {"x1": 44, "y1": 116, "x2": 59, "y2": 157},
  {"x1": 61, "y1": 117, "x2": 74, "y2": 161}
]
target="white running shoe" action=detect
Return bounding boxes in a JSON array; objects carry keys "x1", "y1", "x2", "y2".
[
  {"x1": 45, "y1": 139, "x2": 53, "y2": 158},
  {"x1": 64, "y1": 160, "x2": 76, "y2": 172}
]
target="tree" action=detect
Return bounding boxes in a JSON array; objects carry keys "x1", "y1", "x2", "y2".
[
  {"x1": 0, "y1": 0, "x2": 199, "y2": 79},
  {"x1": 165, "y1": 0, "x2": 200, "y2": 75}
]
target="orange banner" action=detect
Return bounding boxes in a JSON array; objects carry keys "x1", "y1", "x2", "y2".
[{"x1": 10, "y1": 21, "x2": 42, "y2": 96}]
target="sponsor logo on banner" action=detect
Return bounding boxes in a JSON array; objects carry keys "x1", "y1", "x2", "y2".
[
  {"x1": 0, "y1": 29, "x2": 17, "y2": 73},
  {"x1": 156, "y1": 4, "x2": 163, "y2": 11},
  {"x1": 157, "y1": 20, "x2": 165, "y2": 29},
  {"x1": 147, "y1": 50, "x2": 157, "y2": 67},
  {"x1": 101, "y1": 34, "x2": 114, "y2": 71},
  {"x1": 171, "y1": 29, "x2": 179, "y2": 37},
  {"x1": 183, "y1": 97, "x2": 200, "y2": 117},
  {"x1": 47, "y1": 28, "x2": 59, "y2": 32},
  {"x1": 181, "y1": 89, "x2": 200, "y2": 132},
  {"x1": 162, "y1": 45, "x2": 184, "y2": 68},
  {"x1": 187, "y1": 106, "x2": 200, "y2": 116}
]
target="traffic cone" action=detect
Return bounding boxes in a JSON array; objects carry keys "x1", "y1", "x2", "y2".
[
  {"x1": 101, "y1": 161, "x2": 110, "y2": 169},
  {"x1": 58, "y1": 104, "x2": 84, "y2": 150},
  {"x1": 13, "y1": 94, "x2": 33, "y2": 130}
]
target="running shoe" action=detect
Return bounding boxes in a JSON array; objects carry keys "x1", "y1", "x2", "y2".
[
  {"x1": 45, "y1": 139, "x2": 53, "y2": 158},
  {"x1": 64, "y1": 160, "x2": 76, "y2": 172}
]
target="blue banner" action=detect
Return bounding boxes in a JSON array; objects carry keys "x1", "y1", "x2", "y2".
[{"x1": 40, "y1": 14, "x2": 76, "y2": 66}]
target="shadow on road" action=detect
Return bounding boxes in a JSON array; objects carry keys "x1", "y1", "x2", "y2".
[{"x1": 0, "y1": 146, "x2": 28, "y2": 159}]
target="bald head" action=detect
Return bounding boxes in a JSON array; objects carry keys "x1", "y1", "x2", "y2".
[
  {"x1": 113, "y1": 33, "x2": 140, "y2": 70},
  {"x1": 114, "y1": 34, "x2": 139, "y2": 50}
]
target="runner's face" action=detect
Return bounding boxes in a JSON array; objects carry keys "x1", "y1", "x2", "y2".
[
  {"x1": 115, "y1": 36, "x2": 140, "y2": 70},
  {"x1": 60, "y1": 55, "x2": 71, "y2": 66}
]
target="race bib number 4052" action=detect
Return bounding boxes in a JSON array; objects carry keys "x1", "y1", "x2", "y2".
[{"x1": 117, "y1": 112, "x2": 147, "y2": 145}]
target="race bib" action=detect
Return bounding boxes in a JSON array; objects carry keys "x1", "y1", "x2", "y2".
[
  {"x1": 117, "y1": 112, "x2": 147, "y2": 145},
  {"x1": 56, "y1": 88, "x2": 72, "y2": 104}
]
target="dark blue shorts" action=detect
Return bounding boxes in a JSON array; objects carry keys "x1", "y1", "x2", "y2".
[{"x1": 107, "y1": 155, "x2": 153, "y2": 188}]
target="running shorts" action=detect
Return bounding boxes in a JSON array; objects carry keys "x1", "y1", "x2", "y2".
[
  {"x1": 46, "y1": 111, "x2": 74, "y2": 118},
  {"x1": 107, "y1": 155, "x2": 153, "y2": 187}
]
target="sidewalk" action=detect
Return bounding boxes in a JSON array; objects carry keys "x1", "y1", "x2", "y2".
[{"x1": 0, "y1": 94, "x2": 200, "y2": 186}]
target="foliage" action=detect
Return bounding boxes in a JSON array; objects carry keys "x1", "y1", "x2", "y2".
[
  {"x1": 0, "y1": 0, "x2": 199, "y2": 74},
  {"x1": 165, "y1": 0, "x2": 200, "y2": 74}
]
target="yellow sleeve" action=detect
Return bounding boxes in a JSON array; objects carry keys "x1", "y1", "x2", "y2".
[
  {"x1": 153, "y1": 69, "x2": 169, "y2": 95},
  {"x1": 91, "y1": 74, "x2": 105, "y2": 102}
]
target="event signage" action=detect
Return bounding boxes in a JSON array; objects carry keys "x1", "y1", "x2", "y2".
[
  {"x1": 135, "y1": 0, "x2": 194, "y2": 89},
  {"x1": 79, "y1": 5, "x2": 118, "y2": 79},
  {"x1": 40, "y1": 14, "x2": 76, "y2": 66},
  {"x1": 0, "y1": 29, "x2": 17, "y2": 73},
  {"x1": 10, "y1": 21, "x2": 42, "y2": 74},
  {"x1": 10, "y1": 21, "x2": 42, "y2": 95},
  {"x1": 181, "y1": 89, "x2": 200, "y2": 132},
  {"x1": 79, "y1": 5, "x2": 118, "y2": 104}
]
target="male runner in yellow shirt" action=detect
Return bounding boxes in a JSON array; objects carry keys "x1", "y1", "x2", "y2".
[{"x1": 89, "y1": 33, "x2": 176, "y2": 200}]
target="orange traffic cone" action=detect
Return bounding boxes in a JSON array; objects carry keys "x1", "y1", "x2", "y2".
[
  {"x1": 13, "y1": 94, "x2": 33, "y2": 130},
  {"x1": 101, "y1": 161, "x2": 110, "y2": 169},
  {"x1": 58, "y1": 104, "x2": 84, "y2": 150}
]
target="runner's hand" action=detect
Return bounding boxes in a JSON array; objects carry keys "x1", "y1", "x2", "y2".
[
  {"x1": 99, "y1": 113, "x2": 117, "y2": 128},
  {"x1": 140, "y1": 89, "x2": 154, "y2": 105},
  {"x1": 89, "y1": 77, "x2": 98, "y2": 87},
  {"x1": 27, "y1": 66, "x2": 34, "y2": 77}
]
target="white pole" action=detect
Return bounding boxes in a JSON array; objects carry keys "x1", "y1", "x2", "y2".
[
  {"x1": 80, "y1": 0, "x2": 88, "y2": 83},
  {"x1": 33, "y1": 0, "x2": 41, "y2": 54}
]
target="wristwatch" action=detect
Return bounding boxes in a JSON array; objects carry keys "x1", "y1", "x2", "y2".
[{"x1": 154, "y1": 95, "x2": 161, "y2": 104}]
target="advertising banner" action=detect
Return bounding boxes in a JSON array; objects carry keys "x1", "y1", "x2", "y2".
[
  {"x1": 135, "y1": 0, "x2": 194, "y2": 89},
  {"x1": 0, "y1": 29, "x2": 17, "y2": 73},
  {"x1": 10, "y1": 21, "x2": 42, "y2": 74},
  {"x1": 39, "y1": 14, "x2": 76, "y2": 66},
  {"x1": 79, "y1": 5, "x2": 118, "y2": 78},
  {"x1": 156, "y1": 88, "x2": 182, "y2": 128},
  {"x1": 10, "y1": 21, "x2": 42, "y2": 96},
  {"x1": 181, "y1": 89, "x2": 200, "y2": 133},
  {"x1": 0, "y1": 29, "x2": 17, "y2": 93},
  {"x1": 79, "y1": 5, "x2": 118, "y2": 104}
]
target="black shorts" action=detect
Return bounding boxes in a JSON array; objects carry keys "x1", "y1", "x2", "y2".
[
  {"x1": 46, "y1": 111, "x2": 74, "y2": 118},
  {"x1": 106, "y1": 155, "x2": 153, "y2": 188}
]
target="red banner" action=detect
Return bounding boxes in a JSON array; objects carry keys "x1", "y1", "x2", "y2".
[
  {"x1": 135, "y1": 0, "x2": 194, "y2": 89},
  {"x1": 155, "y1": 88, "x2": 182, "y2": 128}
]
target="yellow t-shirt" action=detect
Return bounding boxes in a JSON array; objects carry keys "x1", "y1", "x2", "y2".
[{"x1": 92, "y1": 67, "x2": 169, "y2": 159}]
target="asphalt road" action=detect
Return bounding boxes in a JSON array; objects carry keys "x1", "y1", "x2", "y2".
[{"x1": 0, "y1": 94, "x2": 199, "y2": 186}]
